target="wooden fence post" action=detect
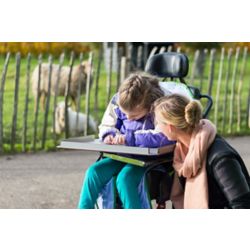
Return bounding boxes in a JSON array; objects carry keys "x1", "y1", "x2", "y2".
[
  {"x1": 214, "y1": 47, "x2": 225, "y2": 128},
  {"x1": 148, "y1": 46, "x2": 158, "y2": 60},
  {"x1": 32, "y1": 54, "x2": 42, "y2": 151},
  {"x1": 116, "y1": 46, "x2": 123, "y2": 92},
  {"x1": 247, "y1": 81, "x2": 250, "y2": 129},
  {"x1": 136, "y1": 45, "x2": 143, "y2": 69},
  {"x1": 106, "y1": 48, "x2": 112, "y2": 106},
  {"x1": 199, "y1": 49, "x2": 208, "y2": 93},
  {"x1": 159, "y1": 46, "x2": 166, "y2": 54},
  {"x1": 143, "y1": 43, "x2": 149, "y2": 69},
  {"x1": 0, "y1": 52, "x2": 10, "y2": 154},
  {"x1": 52, "y1": 52, "x2": 64, "y2": 146},
  {"x1": 176, "y1": 47, "x2": 182, "y2": 53},
  {"x1": 41, "y1": 55, "x2": 53, "y2": 149},
  {"x1": 229, "y1": 47, "x2": 240, "y2": 134},
  {"x1": 94, "y1": 47, "x2": 102, "y2": 121},
  {"x1": 22, "y1": 53, "x2": 31, "y2": 152},
  {"x1": 65, "y1": 51, "x2": 75, "y2": 139},
  {"x1": 207, "y1": 49, "x2": 216, "y2": 97},
  {"x1": 120, "y1": 56, "x2": 127, "y2": 84},
  {"x1": 222, "y1": 48, "x2": 233, "y2": 134},
  {"x1": 190, "y1": 50, "x2": 200, "y2": 86},
  {"x1": 237, "y1": 47, "x2": 248, "y2": 132},
  {"x1": 11, "y1": 52, "x2": 21, "y2": 152},
  {"x1": 75, "y1": 52, "x2": 84, "y2": 136},
  {"x1": 126, "y1": 43, "x2": 133, "y2": 73},
  {"x1": 84, "y1": 52, "x2": 93, "y2": 136}
]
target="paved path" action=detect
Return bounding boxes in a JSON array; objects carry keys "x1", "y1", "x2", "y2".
[{"x1": 0, "y1": 136, "x2": 249, "y2": 208}]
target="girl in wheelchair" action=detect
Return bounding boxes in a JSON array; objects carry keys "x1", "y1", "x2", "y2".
[{"x1": 78, "y1": 72, "x2": 176, "y2": 209}]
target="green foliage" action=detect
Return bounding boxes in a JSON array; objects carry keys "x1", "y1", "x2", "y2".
[
  {"x1": 179, "y1": 42, "x2": 221, "y2": 51},
  {"x1": 0, "y1": 42, "x2": 93, "y2": 56}
]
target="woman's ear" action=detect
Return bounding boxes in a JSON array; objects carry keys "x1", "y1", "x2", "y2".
[
  {"x1": 167, "y1": 124, "x2": 178, "y2": 140},
  {"x1": 168, "y1": 124, "x2": 175, "y2": 134}
]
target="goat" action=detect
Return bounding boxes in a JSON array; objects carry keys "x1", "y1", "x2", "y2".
[
  {"x1": 32, "y1": 61, "x2": 92, "y2": 111},
  {"x1": 54, "y1": 102, "x2": 97, "y2": 136}
]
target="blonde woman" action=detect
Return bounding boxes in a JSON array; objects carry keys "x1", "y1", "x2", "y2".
[{"x1": 154, "y1": 94, "x2": 250, "y2": 208}]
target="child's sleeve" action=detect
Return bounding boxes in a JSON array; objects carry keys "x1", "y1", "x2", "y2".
[
  {"x1": 124, "y1": 127, "x2": 175, "y2": 148},
  {"x1": 98, "y1": 94, "x2": 122, "y2": 141}
]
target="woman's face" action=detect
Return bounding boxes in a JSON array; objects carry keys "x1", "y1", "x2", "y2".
[{"x1": 155, "y1": 113, "x2": 177, "y2": 140}]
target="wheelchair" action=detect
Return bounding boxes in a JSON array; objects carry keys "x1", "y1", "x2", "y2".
[{"x1": 96, "y1": 52, "x2": 213, "y2": 209}]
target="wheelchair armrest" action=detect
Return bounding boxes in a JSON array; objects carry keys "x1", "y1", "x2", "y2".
[
  {"x1": 200, "y1": 94, "x2": 213, "y2": 118},
  {"x1": 188, "y1": 86, "x2": 213, "y2": 118}
]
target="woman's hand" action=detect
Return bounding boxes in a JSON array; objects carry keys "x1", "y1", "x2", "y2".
[
  {"x1": 103, "y1": 135, "x2": 114, "y2": 144},
  {"x1": 112, "y1": 135, "x2": 125, "y2": 145}
]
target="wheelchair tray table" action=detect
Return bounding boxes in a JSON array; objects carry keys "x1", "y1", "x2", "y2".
[{"x1": 57, "y1": 135, "x2": 175, "y2": 156}]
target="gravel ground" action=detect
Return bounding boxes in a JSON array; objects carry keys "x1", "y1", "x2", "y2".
[{"x1": 0, "y1": 136, "x2": 249, "y2": 208}]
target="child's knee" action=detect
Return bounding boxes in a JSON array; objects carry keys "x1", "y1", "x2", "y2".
[
  {"x1": 116, "y1": 170, "x2": 129, "y2": 191},
  {"x1": 116, "y1": 168, "x2": 142, "y2": 190},
  {"x1": 85, "y1": 164, "x2": 99, "y2": 181}
]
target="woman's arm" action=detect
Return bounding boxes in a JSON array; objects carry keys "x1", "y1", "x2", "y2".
[{"x1": 212, "y1": 157, "x2": 250, "y2": 208}]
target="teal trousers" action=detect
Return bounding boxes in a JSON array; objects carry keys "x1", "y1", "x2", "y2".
[{"x1": 78, "y1": 157, "x2": 147, "y2": 209}]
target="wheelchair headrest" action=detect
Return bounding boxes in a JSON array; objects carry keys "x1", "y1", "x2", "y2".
[{"x1": 145, "y1": 52, "x2": 189, "y2": 78}]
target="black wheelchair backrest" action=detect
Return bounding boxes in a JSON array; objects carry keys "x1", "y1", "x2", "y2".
[
  {"x1": 145, "y1": 52, "x2": 189, "y2": 79},
  {"x1": 145, "y1": 52, "x2": 213, "y2": 118}
]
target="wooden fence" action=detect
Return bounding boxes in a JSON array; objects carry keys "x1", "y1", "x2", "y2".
[{"x1": 0, "y1": 44, "x2": 250, "y2": 154}]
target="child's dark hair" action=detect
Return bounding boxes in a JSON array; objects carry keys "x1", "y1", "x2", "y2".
[{"x1": 118, "y1": 72, "x2": 164, "y2": 111}]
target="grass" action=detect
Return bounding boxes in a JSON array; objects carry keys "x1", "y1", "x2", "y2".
[
  {"x1": 186, "y1": 49, "x2": 250, "y2": 136},
  {"x1": 0, "y1": 49, "x2": 250, "y2": 154},
  {"x1": 0, "y1": 53, "x2": 118, "y2": 153}
]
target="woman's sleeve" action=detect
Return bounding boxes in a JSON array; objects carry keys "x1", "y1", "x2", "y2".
[
  {"x1": 212, "y1": 157, "x2": 250, "y2": 208},
  {"x1": 98, "y1": 95, "x2": 122, "y2": 141}
]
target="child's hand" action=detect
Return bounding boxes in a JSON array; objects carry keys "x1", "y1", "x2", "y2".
[
  {"x1": 112, "y1": 135, "x2": 125, "y2": 145},
  {"x1": 103, "y1": 135, "x2": 114, "y2": 144}
]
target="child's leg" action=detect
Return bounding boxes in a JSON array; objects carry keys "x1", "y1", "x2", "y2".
[
  {"x1": 78, "y1": 158, "x2": 125, "y2": 209},
  {"x1": 116, "y1": 165, "x2": 149, "y2": 209}
]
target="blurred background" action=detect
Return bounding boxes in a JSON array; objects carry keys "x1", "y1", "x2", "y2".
[{"x1": 0, "y1": 42, "x2": 249, "y2": 154}]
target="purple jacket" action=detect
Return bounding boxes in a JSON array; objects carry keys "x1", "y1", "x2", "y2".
[{"x1": 98, "y1": 94, "x2": 175, "y2": 148}]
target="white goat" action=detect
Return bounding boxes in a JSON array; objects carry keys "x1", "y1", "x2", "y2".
[
  {"x1": 54, "y1": 102, "x2": 97, "y2": 136},
  {"x1": 32, "y1": 61, "x2": 91, "y2": 111}
]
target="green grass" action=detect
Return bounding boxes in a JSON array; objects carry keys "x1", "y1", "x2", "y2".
[
  {"x1": 0, "y1": 49, "x2": 250, "y2": 154},
  {"x1": 185, "y1": 50, "x2": 250, "y2": 136},
  {"x1": 0, "y1": 53, "x2": 118, "y2": 153}
]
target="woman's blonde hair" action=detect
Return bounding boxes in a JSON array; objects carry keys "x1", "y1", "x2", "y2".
[
  {"x1": 118, "y1": 72, "x2": 164, "y2": 111},
  {"x1": 154, "y1": 94, "x2": 203, "y2": 132}
]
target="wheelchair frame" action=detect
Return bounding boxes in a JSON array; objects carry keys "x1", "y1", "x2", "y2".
[{"x1": 95, "y1": 52, "x2": 213, "y2": 209}]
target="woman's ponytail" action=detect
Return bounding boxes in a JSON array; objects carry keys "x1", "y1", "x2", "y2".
[{"x1": 184, "y1": 100, "x2": 202, "y2": 127}]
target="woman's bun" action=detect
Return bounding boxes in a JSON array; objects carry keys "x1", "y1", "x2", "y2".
[{"x1": 184, "y1": 100, "x2": 202, "y2": 127}]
